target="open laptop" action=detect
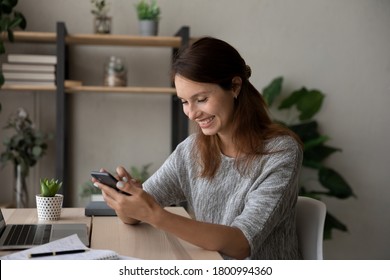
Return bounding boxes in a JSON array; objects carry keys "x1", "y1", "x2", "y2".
[{"x1": 0, "y1": 209, "x2": 89, "y2": 250}]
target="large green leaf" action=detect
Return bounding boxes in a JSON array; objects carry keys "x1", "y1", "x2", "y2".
[
  {"x1": 303, "y1": 135, "x2": 330, "y2": 151},
  {"x1": 13, "y1": 11, "x2": 26, "y2": 29},
  {"x1": 262, "y1": 76, "x2": 283, "y2": 106},
  {"x1": 279, "y1": 88, "x2": 324, "y2": 120},
  {"x1": 297, "y1": 89, "x2": 324, "y2": 120},
  {"x1": 324, "y1": 211, "x2": 348, "y2": 240},
  {"x1": 304, "y1": 144, "x2": 341, "y2": 163},
  {"x1": 278, "y1": 87, "x2": 306, "y2": 109},
  {"x1": 288, "y1": 121, "x2": 320, "y2": 142},
  {"x1": 319, "y1": 167, "x2": 355, "y2": 199}
]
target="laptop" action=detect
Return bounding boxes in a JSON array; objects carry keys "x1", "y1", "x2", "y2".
[{"x1": 0, "y1": 209, "x2": 89, "y2": 250}]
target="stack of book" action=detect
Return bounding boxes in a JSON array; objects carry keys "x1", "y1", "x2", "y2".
[{"x1": 2, "y1": 54, "x2": 57, "y2": 86}]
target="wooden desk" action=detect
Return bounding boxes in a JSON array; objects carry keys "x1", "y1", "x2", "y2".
[
  {"x1": 91, "y1": 207, "x2": 222, "y2": 260},
  {"x1": 1, "y1": 207, "x2": 222, "y2": 260}
]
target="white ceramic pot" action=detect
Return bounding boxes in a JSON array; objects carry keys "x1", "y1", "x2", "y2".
[{"x1": 36, "y1": 194, "x2": 63, "y2": 221}]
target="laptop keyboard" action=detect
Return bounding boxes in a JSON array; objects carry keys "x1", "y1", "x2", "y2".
[{"x1": 4, "y1": 224, "x2": 52, "y2": 246}]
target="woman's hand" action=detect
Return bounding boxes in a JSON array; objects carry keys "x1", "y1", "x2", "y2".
[{"x1": 92, "y1": 166, "x2": 163, "y2": 225}]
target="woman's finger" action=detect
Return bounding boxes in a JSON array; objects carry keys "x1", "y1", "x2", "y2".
[
  {"x1": 116, "y1": 179, "x2": 142, "y2": 195},
  {"x1": 116, "y1": 166, "x2": 133, "y2": 182}
]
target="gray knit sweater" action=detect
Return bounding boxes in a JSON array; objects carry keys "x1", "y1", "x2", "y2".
[{"x1": 143, "y1": 134, "x2": 303, "y2": 260}]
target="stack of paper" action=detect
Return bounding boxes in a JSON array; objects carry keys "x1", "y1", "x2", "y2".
[{"x1": 2, "y1": 54, "x2": 57, "y2": 86}]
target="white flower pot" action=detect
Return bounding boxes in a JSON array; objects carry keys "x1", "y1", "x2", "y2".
[{"x1": 36, "y1": 194, "x2": 63, "y2": 221}]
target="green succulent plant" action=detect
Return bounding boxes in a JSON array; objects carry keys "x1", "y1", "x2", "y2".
[{"x1": 40, "y1": 178, "x2": 62, "y2": 197}]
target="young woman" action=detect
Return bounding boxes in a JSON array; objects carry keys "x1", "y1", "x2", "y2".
[{"x1": 93, "y1": 37, "x2": 303, "y2": 260}]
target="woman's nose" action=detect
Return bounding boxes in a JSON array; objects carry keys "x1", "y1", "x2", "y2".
[{"x1": 185, "y1": 104, "x2": 199, "y2": 120}]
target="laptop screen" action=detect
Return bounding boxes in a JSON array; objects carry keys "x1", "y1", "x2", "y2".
[{"x1": 0, "y1": 210, "x2": 6, "y2": 235}]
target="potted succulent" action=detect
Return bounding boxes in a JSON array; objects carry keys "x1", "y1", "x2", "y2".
[
  {"x1": 36, "y1": 178, "x2": 63, "y2": 221},
  {"x1": 134, "y1": 0, "x2": 161, "y2": 36},
  {"x1": 0, "y1": 108, "x2": 51, "y2": 208},
  {"x1": 90, "y1": 0, "x2": 111, "y2": 34}
]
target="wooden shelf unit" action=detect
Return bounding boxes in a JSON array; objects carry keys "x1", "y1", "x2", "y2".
[{"x1": 2, "y1": 24, "x2": 190, "y2": 206}]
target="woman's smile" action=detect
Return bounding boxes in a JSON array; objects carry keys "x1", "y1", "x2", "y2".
[{"x1": 197, "y1": 116, "x2": 215, "y2": 128}]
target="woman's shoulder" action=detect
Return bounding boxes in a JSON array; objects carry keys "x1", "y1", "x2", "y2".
[
  {"x1": 265, "y1": 135, "x2": 302, "y2": 153},
  {"x1": 172, "y1": 133, "x2": 197, "y2": 156}
]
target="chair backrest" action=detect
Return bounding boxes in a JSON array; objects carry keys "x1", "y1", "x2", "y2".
[{"x1": 296, "y1": 196, "x2": 327, "y2": 260}]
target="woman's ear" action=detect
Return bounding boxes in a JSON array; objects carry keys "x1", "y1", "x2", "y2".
[{"x1": 232, "y1": 76, "x2": 242, "y2": 98}]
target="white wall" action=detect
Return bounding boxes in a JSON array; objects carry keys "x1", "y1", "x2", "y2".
[{"x1": 0, "y1": 0, "x2": 389, "y2": 260}]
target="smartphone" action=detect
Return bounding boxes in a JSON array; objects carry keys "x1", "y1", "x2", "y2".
[{"x1": 91, "y1": 171, "x2": 130, "y2": 195}]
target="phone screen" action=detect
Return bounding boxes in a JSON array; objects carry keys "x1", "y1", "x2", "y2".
[{"x1": 91, "y1": 171, "x2": 130, "y2": 195}]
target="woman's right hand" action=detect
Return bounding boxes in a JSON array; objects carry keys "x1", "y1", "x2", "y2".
[{"x1": 95, "y1": 166, "x2": 163, "y2": 226}]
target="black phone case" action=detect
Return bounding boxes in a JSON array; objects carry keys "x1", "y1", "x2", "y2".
[{"x1": 91, "y1": 171, "x2": 130, "y2": 195}]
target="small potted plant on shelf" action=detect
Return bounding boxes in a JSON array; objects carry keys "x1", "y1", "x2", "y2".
[
  {"x1": 91, "y1": 0, "x2": 111, "y2": 34},
  {"x1": 134, "y1": 0, "x2": 161, "y2": 36},
  {"x1": 36, "y1": 178, "x2": 63, "y2": 221}
]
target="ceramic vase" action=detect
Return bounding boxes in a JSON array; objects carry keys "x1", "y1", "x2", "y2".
[
  {"x1": 15, "y1": 164, "x2": 28, "y2": 208},
  {"x1": 36, "y1": 194, "x2": 63, "y2": 221},
  {"x1": 138, "y1": 20, "x2": 159, "y2": 36}
]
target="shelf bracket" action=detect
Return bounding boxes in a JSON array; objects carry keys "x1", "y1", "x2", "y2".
[{"x1": 56, "y1": 22, "x2": 70, "y2": 206}]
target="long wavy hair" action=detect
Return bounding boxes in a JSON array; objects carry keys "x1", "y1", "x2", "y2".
[{"x1": 172, "y1": 37, "x2": 301, "y2": 179}]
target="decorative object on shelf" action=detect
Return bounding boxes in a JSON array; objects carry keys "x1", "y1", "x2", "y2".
[
  {"x1": 91, "y1": 0, "x2": 111, "y2": 34},
  {"x1": 0, "y1": 108, "x2": 52, "y2": 208},
  {"x1": 262, "y1": 76, "x2": 355, "y2": 239},
  {"x1": 36, "y1": 178, "x2": 63, "y2": 221},
  {"x1": 103, "y1": 56, "x2": 127, "y2": 86},
  {"x1": 135, "y1": 0, "x2": 161, "y2": 36},
  {"x1": 0, "y1": 0, "x2": 27, "y2": 86}
]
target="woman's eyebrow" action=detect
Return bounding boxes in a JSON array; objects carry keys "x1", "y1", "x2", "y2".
[{"x1": 178, "y1": 91, "x2": 210, "y2": 101}]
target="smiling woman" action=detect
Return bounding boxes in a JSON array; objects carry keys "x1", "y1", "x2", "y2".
[{"x1": 93, "y1": 37, "x2": 304, "y2": 260}]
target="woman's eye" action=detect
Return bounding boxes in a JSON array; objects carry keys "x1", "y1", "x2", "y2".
[
  {"x1": 181, "y1": 100, "x2": 188, "y2": 105},
  {"x1": 197, "y1": 98, "x2": 207, "y2": 103}
]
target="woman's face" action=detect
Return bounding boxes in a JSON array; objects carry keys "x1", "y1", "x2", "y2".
[{"x1": 175, "y1": 74, "x2": 241, "y2": 138}]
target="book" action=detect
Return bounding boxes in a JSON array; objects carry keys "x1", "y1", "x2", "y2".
[
  {"x1": 3, "y1": 71, "x2": 55, "y2": 81},
  {"x1": 0, "y1": 234, "x2": 120, "y2": 260},
  {"x1": 7, "y1": 54, "x2": 57, "y2": 64},
  {"x1": 85, "y1": 201, "x2": 117, "y2": 216},
  {"x1": 2, "y1": 63, "x2": 55, "y2": 73},
  {"x1": 2, "y1": 80, "x2": 55, "y2": 86}
]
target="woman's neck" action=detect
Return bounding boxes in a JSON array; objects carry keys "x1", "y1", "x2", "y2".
[{"x1": 218, "y1": 134, "x2": 239, "y2": 158}]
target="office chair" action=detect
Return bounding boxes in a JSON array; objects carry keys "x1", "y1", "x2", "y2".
[{"x1": 296, "y1": 196, "x2": 327, "y2": 260}]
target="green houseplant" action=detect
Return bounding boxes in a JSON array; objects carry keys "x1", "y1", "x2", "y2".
[
  {"x1": 0, "y1": 108, "x2": 51, "y2": 208},
  {"x1": 36, "y1": 178, "x2": 63, "y2": 220},
  {"x1": 262, "y1": 77, "x2": 355, "y2": 239},
  {"x1": 0, "y1": 0, "x2": 27, "y2": 86},
  {"x1": 134, "y1": 0, "x2": 160, "y2": 36}
]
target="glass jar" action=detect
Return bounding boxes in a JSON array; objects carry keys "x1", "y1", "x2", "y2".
[
  {"x1": 104, "y1": 56, "x2": 127, "y2": 87},
  {"x1": 94, "y1": 16, "x2": 112, "y2": 34}
]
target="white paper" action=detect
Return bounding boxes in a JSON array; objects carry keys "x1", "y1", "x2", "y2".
[{"x1": 0, "y1": 234, "x2": 119, "y2": 260}]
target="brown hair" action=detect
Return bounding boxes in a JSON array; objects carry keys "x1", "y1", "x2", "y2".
[{"x1": 172, "y1": 37, "x2": 301, "y2": 179}]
